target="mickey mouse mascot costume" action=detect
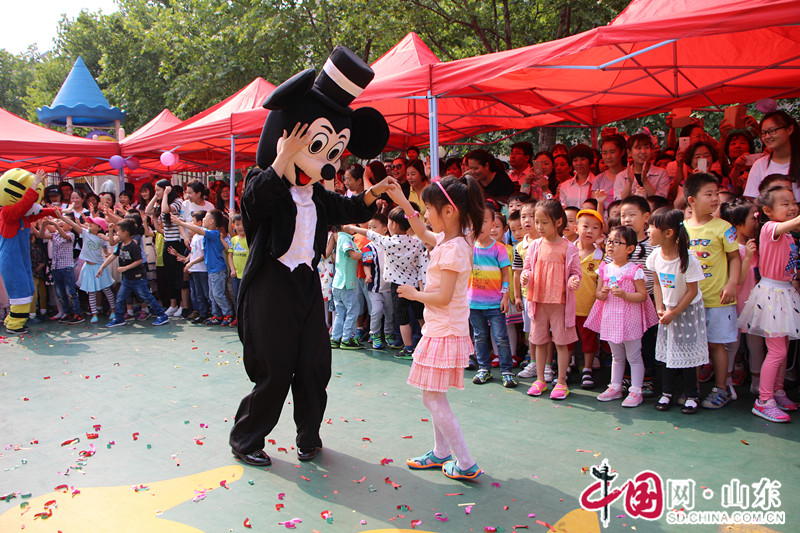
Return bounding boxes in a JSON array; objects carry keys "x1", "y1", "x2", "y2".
[
  {"x1": 0, "y1": 168, "x2": 54, "y2": 334},
  {"x1": 229, "y1": 46, "x2": 391, "y2": 466}
]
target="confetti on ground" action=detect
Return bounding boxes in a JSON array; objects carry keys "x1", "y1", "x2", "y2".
[
  {"x1": 445, "y1": 493, "x2": 463, "y2": 496},
  {"x1": 741, "y1": 440, "x2": 750, "y2": 445},
  {"x1": 243, "y1": 517, "x2": 252, "y2": 528},
  {"x1": 380, "y1": 458, "x2": 393, "y2": 466},
  {"x1": 491, "y1": 482, "x2": 501, "y2": 488},
  {"x1": 435, "y1": 512, "x2": 448, "y2": 521},
  {"x1": 385, "y1": 477, "x2": 401, "y2": 489},
  {"x1": 410, "y1": 519, "x2": 422, "y2": 528}
]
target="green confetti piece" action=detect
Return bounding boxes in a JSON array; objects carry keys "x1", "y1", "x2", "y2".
[
  {"x1": 248, "y1": 480, "x2": 254, "y2": 485},
  {"x1": 146, "y1": 444, "x2": 152, "y2": 449}
]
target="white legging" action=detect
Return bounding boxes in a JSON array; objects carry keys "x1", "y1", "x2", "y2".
[
  {"x1": 422, "y1": 391, "x2": 475, "y2": 470},
  {"x1": 609, "y1": 339, "x2": 644, "y2": 392}
]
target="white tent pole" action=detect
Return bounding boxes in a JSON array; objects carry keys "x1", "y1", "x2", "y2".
[
  {"x1": 118, "y1": 167, "x2": 125, "y2": 192},
  {"x1": 229, "y1": 136, "x2": 236, "y2": 214},
  {"x1": 427, "y1": 91, "x2": 440, "y2": 178}
]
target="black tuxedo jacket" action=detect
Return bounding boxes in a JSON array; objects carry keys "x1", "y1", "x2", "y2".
[{"x1": 239, "y1": 166, "x2": 375, "y2": 296}]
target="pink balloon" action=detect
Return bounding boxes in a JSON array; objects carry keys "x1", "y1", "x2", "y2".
[
  {"x1": 160, "y1": 152, "x2": 177, "y2": 167},
  {"x1": 109, "y1": 155, "x2": 125, "y2": 170},
  {"x1": 125, "y1": 157, "x2": 140, "y2": 170}
]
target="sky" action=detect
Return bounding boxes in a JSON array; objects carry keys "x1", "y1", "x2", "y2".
[{"x1": 2, "y1": 0, "x2": 119, "y2": 55}]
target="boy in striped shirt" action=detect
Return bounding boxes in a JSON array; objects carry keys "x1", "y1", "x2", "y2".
[{"x1": 469, "y1": 206, "x2": 516, "y2": 388}]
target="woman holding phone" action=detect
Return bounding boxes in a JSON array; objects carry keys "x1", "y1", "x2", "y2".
[{"x1": 671, "y1": 141, "x2": 725, "y2": 209}]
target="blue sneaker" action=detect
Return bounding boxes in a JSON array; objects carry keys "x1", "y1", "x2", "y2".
[
  {"x1": 106, "y1": 317, "x2": 127, "y2": 328},
  {"x1": 153, "y1": 314, "x2": 170, "y2": 326}
]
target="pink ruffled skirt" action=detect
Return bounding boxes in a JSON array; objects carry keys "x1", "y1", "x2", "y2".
[{"x1": 407, "y1": 335, "x2": 472, "y2": 392}]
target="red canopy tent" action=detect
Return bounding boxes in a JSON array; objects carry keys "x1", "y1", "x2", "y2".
[
  {"x1": 429, "y1": 0, "x2": 800, "y2": 129},
  {"x1": 120, "y1": 78, "x2": 276, "y2": 168},
  {"x1": 355, "y1": 32, "x2": 564, "y2": 151},
  {"x1": 0, "y1": 107, "x2": 119, "y2": 173}
]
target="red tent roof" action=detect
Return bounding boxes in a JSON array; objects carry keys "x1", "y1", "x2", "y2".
[
  {"x1": 355, "y1": 32, "x2": 562, "y2": 150},
  {"x1": 0, "y1": 107, "x2": 119, "y2": 172},
  {"x1": 429, "y1": 0, "x2": 800, "y2": 126},
  {"x1": 122, "y1": 109, "x2": 181, "y2": 143},
  {"x1": 121, "y1": 78, "x2": 276, "y2": 167}
]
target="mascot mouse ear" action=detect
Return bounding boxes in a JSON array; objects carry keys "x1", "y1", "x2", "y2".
[
  {"x1": 348, "y1": 107, "x2": 390, "y2": 159},
  {"x1": 262, "y1": 69, "x2": 316, "y2": 110}
]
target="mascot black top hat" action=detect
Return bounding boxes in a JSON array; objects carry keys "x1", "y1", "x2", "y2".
[
  {"x1": 230, "y1": 46, "x2": 389, "y2": 466},
  {"x1": 256, "y1": 45, "x2": 389, "y2": 186}
]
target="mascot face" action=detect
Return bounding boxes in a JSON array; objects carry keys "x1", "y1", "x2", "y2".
[
  {"x1": 283, "y1": 117, "x2": 350, "y2": 187},
  {"x1": 256, "y1": 46, "x2": 389, "y2": 186},
  {"x1": 0, "y1": 168, "x2": 44, "y2": 208}
]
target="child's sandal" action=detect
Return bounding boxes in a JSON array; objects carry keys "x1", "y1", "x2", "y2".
[
  {"x1": 406, "y1": 450, "x2": 452, "y2": 470},
  {"x1": 442, "y1": 460, "x2": 482, "y2": 480}
]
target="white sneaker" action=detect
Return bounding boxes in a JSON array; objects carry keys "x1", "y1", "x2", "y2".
[
  {"x1": 165, "y1": 306, "x2": 179, "y2": 317},
  {"x1": 517, "y1": 363, "x2": 537, "y2": 379},
  {"x1": 544, "y1": 366, "x2": 555, "y2": 383},
  {"x1": 173, "y1": 307, "x2": 183, "y2": 319}
]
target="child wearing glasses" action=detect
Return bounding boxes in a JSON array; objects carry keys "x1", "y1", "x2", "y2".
[
  {"x1": 743, "y1": 111, "x2": 800, "y2": 201},
  {"x1": 586, "y1": 226, "x2": 658, "y2": 407}
]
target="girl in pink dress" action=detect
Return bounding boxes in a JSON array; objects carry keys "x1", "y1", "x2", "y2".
[
  {"x1": 738, "y1": 184, "x2": 800, "y2": 423},
  {"x1": 520, "y1": 199, "x2": 582, "y2": 400},
  {"x1": 720, "y1": 199, "x2": 763, "y2": 396},
  {"x1": 586, "y1": 226, "x2": 658, "y2": 407},
  {"x1": 387, "y1": 175, "x2": 486, "y2": 481}
]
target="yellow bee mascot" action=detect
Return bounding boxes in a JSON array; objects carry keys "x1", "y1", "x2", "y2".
[{"x1": 0, "y1": 169, "x2": 55, "y2": 333}]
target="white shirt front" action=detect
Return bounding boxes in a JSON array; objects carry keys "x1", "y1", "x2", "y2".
[
  {"x1": 744, "y1": 155, "x2": 799, "y2": 200},
  {"x1": 558, "y1": 173, "x2": 594, "y2": 207},
  {"x1": 646, "y1": 247, "x2": 704, "y2": 308},
  {"x1": 613, "y1": 166, "x2": 670, "y2": 199},
  {"x1": 278, "y1": 186, "x2": 317, "y2": 271},
  {"x1": 182, "y1": 199, "x2": 215, "y2": 221}
]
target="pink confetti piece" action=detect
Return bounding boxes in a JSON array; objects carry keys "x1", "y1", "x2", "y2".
[
  {"x1": 354, "y1": 477, "x2": 367, "y2": 483},
  {"x1": 576, "y1": 449, "x2": 594, "y2": 453},
  {"x1": 301, "y1": 475, "x2": 311, "y2": 482},
  {"x1": 491, "y1": 482, "x2": 501, "y2": 488},
  {"x1": 465, "y1": 505, "x2": 473, "y2": 514},
  {"x1": 385, "y1": 477, "x2": 402, "y2": 489},
  {"x1": 527, "y1": 513, "x2": 536, "y2": 518},
  {"x1": 278, "y1": 493, "x2": 285, "y2": 500},
  {"x1": 435, "y1": 512, "x2": 448, "y2": 522},
  {"x1": 410, "y1": 519, "x2": 422, "y2": 528},
  {"x1": 485, "y1": 527, "x2": 497, "y2": 532},
  {"x1": 220, "y1": 480, "x2": 229, "y2": 489}
]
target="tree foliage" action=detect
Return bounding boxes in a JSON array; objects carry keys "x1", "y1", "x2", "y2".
[{"x1": 3, "y1": 0, "x2": 628, "y2": 133}]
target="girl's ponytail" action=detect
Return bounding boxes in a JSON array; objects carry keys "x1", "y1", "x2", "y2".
[
  {"x1": 650, "y1": 207, "x2": 690, "y2": 273},
  {"x1": 676, "y1": 221, "x2": 690, "y2": 274},
  {"x1": 462, "y1": 175, "x2": 486, "y2": 239}
]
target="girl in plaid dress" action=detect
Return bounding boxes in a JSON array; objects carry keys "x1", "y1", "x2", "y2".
[{"x1": 387, "y1": 175, "x2": 486, "y2": 481}]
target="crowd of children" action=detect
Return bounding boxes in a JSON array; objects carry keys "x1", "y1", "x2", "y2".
[
  {"x1": 318, "y1": 110, "x2": 800, "y2": 427},
  {"x1": 4, "y1": 109, "x2": 800, "y2": 431},
  {"x1": 1, "y1": 179, "x2": 248, "y2": 331}
]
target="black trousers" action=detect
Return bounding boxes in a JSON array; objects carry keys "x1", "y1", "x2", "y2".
[{"x1": 229, "y1": 257, "x2": 331, "y2": 453}]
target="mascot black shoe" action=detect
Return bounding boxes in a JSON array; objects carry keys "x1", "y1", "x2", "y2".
[{"x1": 229, "y1": 46, "x2": 390, "y2": 466}]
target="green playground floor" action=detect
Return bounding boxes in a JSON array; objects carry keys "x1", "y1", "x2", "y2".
[{"x1": 1, "y1": 319, "x2": 798, "y2": 532}]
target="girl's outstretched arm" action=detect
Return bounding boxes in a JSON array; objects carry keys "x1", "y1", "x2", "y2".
[{"x1": 386, "y1": 187, "x2": 436, "y2": 247}]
